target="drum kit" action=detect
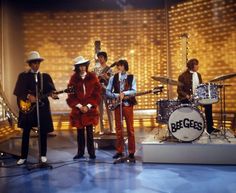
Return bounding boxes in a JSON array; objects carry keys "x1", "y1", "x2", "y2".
[{"x1": 152, "y1": 72, "x2": 236, "y2": 143}]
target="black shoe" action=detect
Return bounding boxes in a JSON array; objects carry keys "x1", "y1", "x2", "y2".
[
  {"x1": 208, "y1": 128, "x2": 220, "y2": 134},
  {"x1": 73, "y1": 154, "x2": 84, "y2": 160},
  {"x1": 89, "y1": 155, "x2": 96, "y2": 159},
  {"x1": 127, "y1": 154, "x2": 136, "y2": 163},
  {"x1": 212, "y1": 128, "x2": 220, "y2": 133},
  {"x1": 128, "y1": 153, "x2": 135, "y2": 159},
  {"x1": 112, "y1": 153, "x2": 123, "y2": 159}
]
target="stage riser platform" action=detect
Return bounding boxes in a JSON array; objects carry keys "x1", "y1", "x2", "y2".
[{"x1": 142, "y1": 143, "x2": 236, "y2": 164}]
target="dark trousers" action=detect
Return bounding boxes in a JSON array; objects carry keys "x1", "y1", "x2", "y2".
[
  {"x1": 21, "y1": 127, "x2": 47, "y2": 159},
  {"x1": 204, "y1": 104, "x2": 214, "y2": 133},
  {"x1": 180, "y1": 99, "x2": 214, "y2": 133},
  {"x1": 76, "y1": 125, "x2": 95, "y2": 156}
]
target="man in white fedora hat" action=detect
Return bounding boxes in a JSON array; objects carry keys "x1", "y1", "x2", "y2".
[
  {"x1": 14, "y1": 51, "x2": 58, "y2": 165},
  {"x1": 66, "y1": 56, "x2": 101, "y2": 160},
  {"x1": 26, "y1": 51, "x2": 44, "y2": 63}
]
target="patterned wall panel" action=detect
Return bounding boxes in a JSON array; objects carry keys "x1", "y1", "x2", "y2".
[
  {"x1": 22, "y1": 0, "x2": 236, "y2": 113},
  {"x1": 23, "y1": 9, "x2": 167, "y2": 112}
]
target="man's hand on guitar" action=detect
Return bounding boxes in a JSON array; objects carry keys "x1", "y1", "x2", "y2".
[
  {"x1": 27, "y1": 94, "x2": 36, "y2": 103},
  {"x1": 119, "y1": 92, "x2": 125, "y2": 100},
  {"x1": 99, "y1": 73, "x2": 109, "y2": 82}
]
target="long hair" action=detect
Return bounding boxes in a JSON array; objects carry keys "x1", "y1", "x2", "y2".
[
  {"x1": 74, "y1": 62, "x2": 90, "y2": 73},
  {"x1": 186, "y1": 58, "x2": 198, "y2": 70}
]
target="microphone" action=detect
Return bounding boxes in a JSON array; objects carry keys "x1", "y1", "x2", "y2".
[{"x1": 34, "y1": 73, "x2": 38, "y2": 83}]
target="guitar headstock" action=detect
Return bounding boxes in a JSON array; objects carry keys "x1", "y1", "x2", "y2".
[
  {"x1": 110, "y1": 61, "x2": 117, "y2": 68},
  {"x1": 153, "y1": 86, "x2": 164, "y2": 95},
  {"x1": 64, "y1": 86, "x2": 75, "y2": 94}
]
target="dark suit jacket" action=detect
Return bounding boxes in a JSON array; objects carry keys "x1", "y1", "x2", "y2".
[
  {"x1": 14, "y1": 70, "x2": 56, "y2": 133},
  {"x1": 177, "y1": 70, "x2": 203, "y2": 101}
]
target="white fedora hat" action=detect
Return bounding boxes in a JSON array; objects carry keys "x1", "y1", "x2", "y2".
[
  {"x1": 26, "y1": 51, "x2": 44, "y2": 63},
  {"x1": 73, "y1": 56, "x2": 90, "y2": 66}
]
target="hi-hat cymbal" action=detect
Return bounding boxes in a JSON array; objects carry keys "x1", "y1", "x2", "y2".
[
  {"x1": 151, "y1": 76, "x2": 182, "y2": 86},
  {"x1": 215, "y1": 84, "x2": 232, "y2": 88},
  {"x1": 210, "y1": 73, "x2": 236, "y2": 82}
]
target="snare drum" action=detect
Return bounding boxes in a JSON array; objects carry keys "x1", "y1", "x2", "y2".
[
  {"x1": 194, "y1": 83, "x2": 219, "y2": 105},
  {"x1": 168, "y1": 104, "x2": 205, "y2": 142},
  {"x1": 156, "y1": 99, "x2": 180, "y2": 124}
]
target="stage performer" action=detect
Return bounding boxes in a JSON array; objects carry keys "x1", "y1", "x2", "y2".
[
  {"x1": 106, "y1": 59, "x2": 137, "y2": 160},
  {"x1": 67, "y1": 56, "x2": 101, "y2": 160},
  {"x1": 93, "y1": 51, "x2": 115, "y2": 134},
  {"x1": 14, "y1": 51, "x2": 58, "y2": 165},
  {"x1": 177, "y1": 58, "x2": 220, "y2": 134}
]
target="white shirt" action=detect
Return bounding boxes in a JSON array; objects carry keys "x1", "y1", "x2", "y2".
[{"x1": 190, "y1": 71, "x2": 200, "y2": 94}]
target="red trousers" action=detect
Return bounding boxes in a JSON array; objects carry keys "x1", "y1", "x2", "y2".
[{"x1": 114, "y1": 105, "x2": 135, "y2": 154}]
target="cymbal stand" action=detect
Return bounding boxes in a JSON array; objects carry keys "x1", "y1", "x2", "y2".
[
  {"x1": 165, "y1": 80, "x2": 173, "y2": 141},
  {"x1": 219, "y1": 81, "x2": 230, "y2": 142},
  {"x1": 166, "y1": 80, "x2": 170, "y2": 100}
]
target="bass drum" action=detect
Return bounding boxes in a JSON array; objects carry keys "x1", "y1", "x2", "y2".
[{"x1": 168, "y1": 104, "x2": 205, "y2": 142}]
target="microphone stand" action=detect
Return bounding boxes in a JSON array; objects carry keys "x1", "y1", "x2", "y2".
[{"x1": 27, "y1": 73, "x2": 53, "y2": 170}]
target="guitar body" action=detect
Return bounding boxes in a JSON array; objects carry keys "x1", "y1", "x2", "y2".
[
  {"x1": 17, "y1": 86, "x2": 75, "y2": 114},
  {"x1": 17, "y1": 99, "x2": 45, "y2": 114},
  {"x1": 18, "y1": 99, "x2": 34, "y2": 114}
]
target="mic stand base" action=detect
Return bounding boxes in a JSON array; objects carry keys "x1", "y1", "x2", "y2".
[
  {"x1": 113, "y1": 156, "x2": 136, "y2": 164},
  {"x1": 27, "y1": 162, "x2": 53, "y2": 171}
]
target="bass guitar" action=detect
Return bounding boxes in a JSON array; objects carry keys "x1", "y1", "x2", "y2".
[
  {"x1": 108, "y1": 86, "x2": 163, "y2": 111},
  {"x1": 18, "y1": 86, "x2": 75, "y2": 114},
  {"x1": 98, "y1": 62, "x2": 117, "y2": 86}
]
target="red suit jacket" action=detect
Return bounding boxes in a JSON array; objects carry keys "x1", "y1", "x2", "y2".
[{"x1": 67, "y1": 72, "x2": 101, "y2": 128}]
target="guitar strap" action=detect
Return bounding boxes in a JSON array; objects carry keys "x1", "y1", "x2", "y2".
[
  {"x1": 40, "y1": 72, "x2": 44, "y2": 94},
  {"x1": 112, "y1": 74, "x2": 137, "y2": 106}
]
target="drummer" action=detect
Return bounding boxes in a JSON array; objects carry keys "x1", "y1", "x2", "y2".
[{"x1": 177, "y1": 58, "x2": 220, "y2": 134}]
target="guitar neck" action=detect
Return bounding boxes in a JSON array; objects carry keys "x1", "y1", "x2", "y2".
[
  {"x1": 40, "y1": 89, "x2": 66, "y2": 99},
  {"x1": 124, "y1": 90, "x2": 152, "y2": 99},
  {"x1": 54, "y1": 90, "x2": 66, "y2": 95},
  {"x1": 135, "y1": 90, "x2": 152, "y2": 97},
  {"x1": 100, "y1": 62, "x2": 116, "y2": 75}
]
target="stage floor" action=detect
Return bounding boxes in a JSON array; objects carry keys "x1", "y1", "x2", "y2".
[{"x1": 0, "y1": 130, "x2": 236, "y2": 193}]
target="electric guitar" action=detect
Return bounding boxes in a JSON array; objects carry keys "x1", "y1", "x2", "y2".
[
  {"x1": 18, "y1": 86, "x2": 75, "y2": 114},
  {"x1": 98, "y1": 62, "x2": 117, "y2": 86},
  {"x1": 108, "y1": 86, "x2": 163, "y2": 111}
]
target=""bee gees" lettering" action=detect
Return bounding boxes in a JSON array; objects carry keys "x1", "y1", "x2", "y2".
[{"x1": 170, "y1": 118, "x2": 203, "y2": 132}]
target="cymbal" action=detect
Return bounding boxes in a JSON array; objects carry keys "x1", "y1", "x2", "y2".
[
  {"x1": 151, "y1": 76, "x2": 182, "y2": 86},
  {"x1": 210, "y1": 73, "x2": 236, "y2": 82},
  {"x1": 216, "y1": 84, "x2": 232, "y2": 88}
]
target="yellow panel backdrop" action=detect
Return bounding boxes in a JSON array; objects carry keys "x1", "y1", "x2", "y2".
[
  {"x1": 169, "y1": 0, "x2": 236, "y2": 112},
  {"x1": 22, "y1": 0, "x2": 236, "y2": 113},
  {"x1": 23, "y1": 9, "x2": 167, "y2": 112}
]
